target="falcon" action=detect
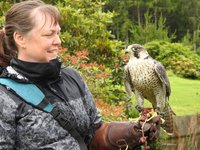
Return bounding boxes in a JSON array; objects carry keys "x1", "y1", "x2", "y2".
[{"x1": 123, "y1": 44, "x2": 175, "y2": 134}]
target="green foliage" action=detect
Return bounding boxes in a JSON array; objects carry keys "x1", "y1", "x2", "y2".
[
  {"x1": 105, "y1": 0, "x2": 200, "y2": 55},
  {"x1": 124, "y1": 98, "x2": 139, "y2": 119},
  {"x1": 105, "y1": 0, "x2": 134, "y2": 43},
  {"x1": 145, "y1": 40, "x2": 200, "y2": 79},
  {"x1": 182, "y1": 28, "x2": 200, "y2": 55},
  {"x1": 166, "y1": 0, "x2": 200, "y2": 41},
  {"x1": 0, "y1": 1, "x2": 12, "y2": 27},
  {"x1": 129, "y1": 11, "x2": 175, "y2": 44},
  {"x1": 169, "y1": 56, "x2": 200, "y2": 79},
  {"x1": 109, "y1": 50, "x2": 126, "y2": 85},
  {"x1": 57, "y1": 0, "x2": 123, "y2": 64}
]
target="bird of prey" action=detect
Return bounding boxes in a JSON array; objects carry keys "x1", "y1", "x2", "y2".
[{"x1": 123, "y1": 44, "x2": 175, "y2": 134}]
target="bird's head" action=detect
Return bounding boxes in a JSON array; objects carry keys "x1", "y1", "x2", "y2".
[{"x1": 125, "y1": 44, "x2": 150, "y2": 59}]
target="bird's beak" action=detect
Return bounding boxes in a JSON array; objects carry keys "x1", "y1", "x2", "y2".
[
  {"x1": 124, "y1": 47, "x2": 133, "y2": 54},
  {"x1": 124, "y1": 49, "x2": 129, "y2": 54},
  {"x1": 124, "y1": 47, "x2": 129, "y2": 52}
]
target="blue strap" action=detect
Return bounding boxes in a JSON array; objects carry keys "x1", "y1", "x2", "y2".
[
  {"x1": 0, "y1": 78, "x2": 53, "y2": 112},
  {"x1": 0, "y1": 78, "x2": 87, "y2": 150}
]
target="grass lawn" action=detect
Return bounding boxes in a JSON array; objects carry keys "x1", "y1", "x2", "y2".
[
  {"x1": 141, "y1": 73, "x2": 200, "y2": 116},
  {"x1": 169, "y1": 74, "x2": 200, "y2": 116}
]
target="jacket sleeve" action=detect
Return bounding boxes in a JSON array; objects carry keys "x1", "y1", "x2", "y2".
[
  {"x1": 0, "y1": 87, "x2": 17, "y2": 149},
  {"x1": 62, "y1": 67, "x2": 103, "y2": 145},
  {"x1": 83, "y1": 80, "x2": 103, "y2": 145}
]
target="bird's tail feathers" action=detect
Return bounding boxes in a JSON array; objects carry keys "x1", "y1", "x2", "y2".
[{"x1": 161, "y1": 104, "x2": 175, "y2": 134}]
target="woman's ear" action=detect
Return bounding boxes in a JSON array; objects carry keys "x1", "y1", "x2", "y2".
[{"x1": 13, "y1": 31, "x2": 26, "y2": 49}]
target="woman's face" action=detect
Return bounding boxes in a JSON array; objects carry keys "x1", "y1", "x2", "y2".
[{"x1": 17, "y1": 10, "x2": 61, "y2": 62}]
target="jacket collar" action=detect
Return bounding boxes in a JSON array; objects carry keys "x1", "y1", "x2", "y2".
[{"x1": 8, "y1": 57, "x2": 62, "y2": 84}]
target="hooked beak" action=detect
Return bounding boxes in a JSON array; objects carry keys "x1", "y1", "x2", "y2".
[
  {"x1": 124, "y1": 49, "x2": 129, "y2": 54},
  {"x1": 125, "y1": 46, "x2": 134, "y2": 54}
]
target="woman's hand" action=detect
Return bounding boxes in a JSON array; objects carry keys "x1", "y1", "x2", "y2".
[{"x1": 89, "y1": 111, "x2": 161, "y2": 150}]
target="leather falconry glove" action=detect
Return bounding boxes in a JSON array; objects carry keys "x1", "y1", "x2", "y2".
[{"x1": 89, "y1": 110, "x2": 161, "y2": 150}]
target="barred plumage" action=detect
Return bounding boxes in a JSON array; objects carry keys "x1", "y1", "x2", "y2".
[{"x1": 123, "y1": 44, "x2": 175, "y2": 134}]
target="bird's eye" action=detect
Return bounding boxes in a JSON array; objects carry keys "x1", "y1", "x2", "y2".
[{"x1": 132, "y1": 48, "x2": 137, "y2": 51}]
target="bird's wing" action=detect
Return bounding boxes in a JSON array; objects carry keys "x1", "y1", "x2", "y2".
[
  {"x1": 123, "y1": 65, "x2": 134, "y2": 97},
  {"x1": 154, "y1": 61, "x2": 171, "y2": 97}
]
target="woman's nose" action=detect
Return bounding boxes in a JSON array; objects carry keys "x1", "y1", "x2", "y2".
[{"x1": 53, "y1": 35, "x2": 61, "y2": 46}]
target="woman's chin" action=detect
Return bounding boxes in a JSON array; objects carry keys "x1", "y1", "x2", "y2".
[{"x1": 47, "y1": 54, "x2": 58, "y2": 61}]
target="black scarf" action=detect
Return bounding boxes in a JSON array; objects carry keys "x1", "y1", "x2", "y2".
[{"x1": 10, "y1": 57, "x2": 62, "y2": 84}]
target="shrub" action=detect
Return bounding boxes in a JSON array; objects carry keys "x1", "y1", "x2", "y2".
[
  {"x1": 57, "y1": 0, "x2": 123, "y2": 65},
  {"x1": 169, "y1": 56, "x2": 200, "y2": 78},
  {"x1": 59, "y1": 48, "x2": 129, "y2": 120},
  {"x1": 60, "y1": 48, "x2": 127, "y2": 99},
  {"x1": 95, "y1": 98, "x2": 127, "y2": 121},
  {"x1": 129, "y1": 11, "x2": 176, "y2": 45},
  {"x1": 145, "y1": 40, "x2": 200, "y2": 79}
]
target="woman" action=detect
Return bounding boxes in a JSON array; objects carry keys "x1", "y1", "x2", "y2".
[{"x1": 0, "y1": 0, "x2": 160, "y2": 149}]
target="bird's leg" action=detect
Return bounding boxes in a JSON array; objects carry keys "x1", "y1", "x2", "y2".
[
  {"x1": 134, "y1": 90, "x2": 144, "y2": 113},
  {"x1": 152, "y1": 103, "x2": 158, "y2": 113},
  {"x1": 155, "y1": 94, "x2": 165, "y2": 115},
  {"x1": 155, "y1": 107, "x2": 161, "y2": 115}
]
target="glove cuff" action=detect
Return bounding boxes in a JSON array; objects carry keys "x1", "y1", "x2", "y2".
[{"x1": 89, "y1": 121, "x2": 147, "y2": 150}]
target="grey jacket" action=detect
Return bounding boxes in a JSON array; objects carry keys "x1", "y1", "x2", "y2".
[{"x1": 0, "y1": 65, "x2": 102, "y2": 150}]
